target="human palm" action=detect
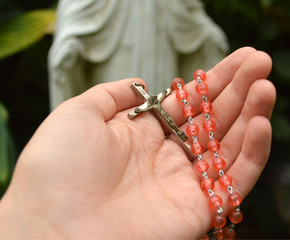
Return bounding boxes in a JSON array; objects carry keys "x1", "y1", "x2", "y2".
[{"x1": 0, "y1": 47, "x2": 276, "y2": 239}]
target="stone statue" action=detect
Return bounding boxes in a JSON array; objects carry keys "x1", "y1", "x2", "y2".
[{"x1": 48, "y1": 0, "x2": 228, "y2": 110}]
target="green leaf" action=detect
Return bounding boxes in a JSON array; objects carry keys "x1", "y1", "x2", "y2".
[
  {"x1": 0, "y1": 9, "x2": 56, "y2": 59},
  {"x1": 0, "y1": 102, "x2": 16, "y2": 196}
]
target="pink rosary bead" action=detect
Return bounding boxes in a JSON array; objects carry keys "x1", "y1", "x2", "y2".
[
  {"x1": 186, "y1": 124, "x2": 199, "y2": 136},
  {"x1": 191, "y1": 141, "x2": 204, "y2": 155},
  {"x1": 196, "y1": 82, "x2": 209, "y2": 95},
  {"x1": 229, "y1": 208, "x2": 243, "y2": 224},
  {"x1": 200, "y1": 101, "x2": 213, "y2": 113},
  {"x1": 193, "y1": 69, "x2": 206, "y2": 82},
  {"x1": 201, "y1": 178, "x2": 214, "y2": 196},
  {"x1": 176, "y1": 89, "x2": 188, "y2": 101},
  {"x1": 203, "y1": 119, "x2": 216, "y2": 132},
  {"x1": 195, "y1": 160, "x2": 209, "y2": 173},
  {"x1": 182, "y1": 104, "x2": 195, "y2": 117},
  {"x1": 212, "y1": 157, "x2": 226, "y2": 171},
  {"x1": 223, "y1": 227, "x2": 236, "y2": 240},
  {"x1": 209, "y1": 194, "x2": 223, "y2": 209},
  {"x1": 219, "y1": 174, "x2": 233, "y2": 189},
  {"x1": 212, "y1": 215, "x2": 226, "y2": 228},
  {"x1": 171, "y1": 78, "x2": 184, "y2": 90},
  {"x1": 228, "y1": 192, "x2": 242, "y2": 207},
  {"x1": 216, "y1": 229, "x2": 224, "y2": 240},
  {"x1": 207, "y1": 139, "x2": 221, "y2": 152}
]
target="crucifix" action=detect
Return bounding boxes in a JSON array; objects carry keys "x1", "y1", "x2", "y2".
[{"x1": 128, "y1": 82, "x2": 196, "y2": 161}]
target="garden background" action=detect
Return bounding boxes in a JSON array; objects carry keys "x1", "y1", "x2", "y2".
[{"x1": 0, "y1": 0, "x2": 289, "y2": 238}]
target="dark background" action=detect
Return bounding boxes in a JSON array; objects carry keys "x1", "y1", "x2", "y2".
[{"x1": 0, "y1": 0, "x2": 289, "y2": 238}]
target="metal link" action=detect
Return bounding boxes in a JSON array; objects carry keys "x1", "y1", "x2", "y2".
[
  {"x1": 214, "y1": 152, "x2": 220, "y2": 158},
  {"x1": 202, "y1": 172, "x2": 208, "y2": 179},
  {"x1": 229, "y1": 223, "x2": 236, "y2": 230},
  {"x1": 197, "y1": 77, "x2": 202, "y2": 83},
  {"x1": 205, "y1": 113, "x2": 210, "y2": 120},
  {"x1": 192, "y1": 135, "x2": 198, "y2": 143},
  {"x1": 202, "y1": 95, "x2": 208, "y2": 102},
  {"x1": 208, "y1": 189, "x2": 214, "y2": 197},
  {"x1": 209, "y1": 131, "x2": 214, "y2": 140},
  {"x1": 219, "y1": 169, "x2": 224, "y2": 176},
  {"x1": 177, "y1": 83, "x2": 182, "y2": 89},
  {"x1": 217, "y1": 207, "x2": 223, "y2": 215},
  {"x1": 188, "y1": 116, "x2": 193, "y2": 124},
  {"x1": 227, "y1": 185, "x2": 233, "y2": 194},
  {"x1": 181, "y1": 98, "x2": 189, "y2": 105},
  {"x1": 197, "y1": 154, "x2": 203, "y2": 160}
]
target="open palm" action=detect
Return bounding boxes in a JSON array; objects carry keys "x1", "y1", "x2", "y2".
[{"x1": 0, "y1": 47, "x2": 276, "y2": 239}]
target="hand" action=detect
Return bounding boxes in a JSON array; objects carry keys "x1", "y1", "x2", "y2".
[{"x1": 0, "y1": 47, "x2": 276, "y2": 239}]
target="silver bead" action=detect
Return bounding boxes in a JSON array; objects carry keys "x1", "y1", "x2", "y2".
[
  {"x1": 205, "y1": 113, "x2": 210, "y2": 120},
  {"x1": 208, "y1": 189, "x2": 214, "y2": 197},
  {"x1": 229, "y1": 223, "x2": 236, "y2": 229},
  {"x1": 235, "y1": 206, "x2": 241, "y2": 212},
  {"x1": 214, "y1": 152, "x2": 219, "y2": 158},
  {"x1": 209, "y1": 131, "x2": 214, "y2": 140},
  {"x1": 181, "y1": 98, "x2": 189, "y2": 105},
  {"x1": 192, "y1": 135, "x2": 198, "y2": 143},
  {"x1": 188, "y1": 116, "x2": 193, "y2": 124},
  {"x1": 202, "y1": 172, "x2": 208, "y2": 179},
  {"x1": 217, "y1": 207, "x2": 223, "y2": 215},
  {"x1": 227, "y1": 185, "x2": 233, "y2": 194},
  {"x1": 197, "y1": 154, "x2": 203, "y2": 160}
]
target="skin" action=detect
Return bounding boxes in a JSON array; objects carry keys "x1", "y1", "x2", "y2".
[{"x1": 0, "y1": 47, "x2": 276, "y2": 239}]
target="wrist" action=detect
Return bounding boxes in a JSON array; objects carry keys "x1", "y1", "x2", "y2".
[{"x1": 0, "y1": 188, "x2": 61, "y2": 238}]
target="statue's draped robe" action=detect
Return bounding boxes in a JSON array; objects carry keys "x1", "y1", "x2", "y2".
[{"x1": 49, "y1": 0, "x2": 228, "y2": 109}]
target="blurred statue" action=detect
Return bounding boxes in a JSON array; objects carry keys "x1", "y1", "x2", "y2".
[{"x1": 48, "y1": 0, "x2": 228, "y2": 110}]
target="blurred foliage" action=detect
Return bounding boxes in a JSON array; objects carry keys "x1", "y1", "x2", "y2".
[
  {"x1": 202, "y1": 0, "x2": 290, "y2": 238},
  {"x1": 0, "y1": 9, "x2": 56, "y2": 59},
  {"x1": 0, "y1": 0, "x2": 289, "y2": 238},
  {"x1": 0, "y1": 102, "x2": 16, "y2": 197},
  {"x1": 0, "y1": 0, "x2": 55, "y2": 196},
  {"x1": 202, "y1": 0, "x2": 290, "y2": 146}
]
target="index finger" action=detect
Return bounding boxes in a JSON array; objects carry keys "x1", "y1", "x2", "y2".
[{"x1": 79, "y1": 78, "x2": 148, "y2": 122}]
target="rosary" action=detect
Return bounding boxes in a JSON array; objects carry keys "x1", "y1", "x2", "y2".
[{"x1": 128, "y1": 70, "x2": 243, "y2": 239}]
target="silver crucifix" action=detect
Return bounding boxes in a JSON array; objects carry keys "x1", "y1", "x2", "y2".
[{"x1": 128, "y1": 82, "x2": 196, "y2": 161}]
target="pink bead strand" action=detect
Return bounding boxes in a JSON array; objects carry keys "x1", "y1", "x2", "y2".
[
  {"x1": 171, "y1": 77, "x2": 225, "y2": 237},
  {"x1": 193, "y1": 70, "x2": 243, "y2": 238}
]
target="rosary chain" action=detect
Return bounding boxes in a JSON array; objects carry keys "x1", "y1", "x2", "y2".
[
  {"x1": 195, "y1": 71, "x2": 243, "y2": 239},
  {"x1": 174, "y1": 79, "x2": 225, "y2": 235}
]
